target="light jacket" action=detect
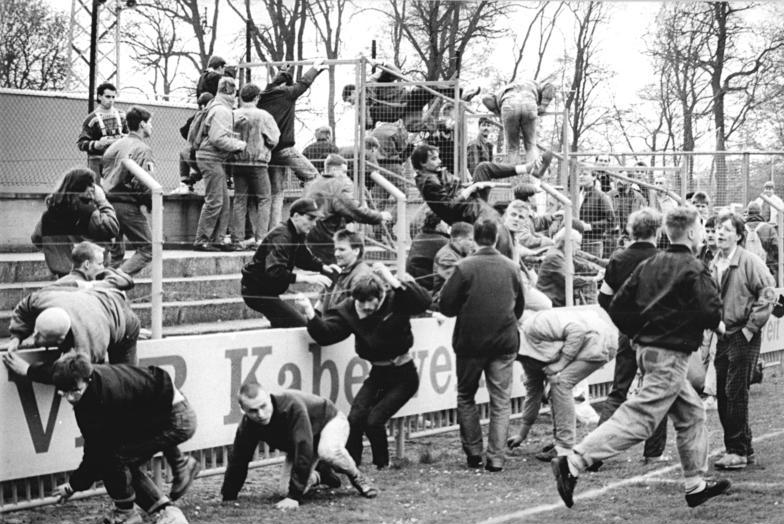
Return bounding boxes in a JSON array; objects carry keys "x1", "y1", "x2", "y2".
[
  {"x1": 519, "y1": 308, "x2": 618, "y2": 364},
  {"x1": 197, "y1": 94, "x2": 246, "y2": 161},
  {"x1": 233, "y1": 105, "x2": 279, "y2": 165}
]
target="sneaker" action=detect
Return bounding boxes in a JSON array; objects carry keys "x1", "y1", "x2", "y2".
[
  {"x1": 97, "y1": 507, "x2": 143, "y2": 524},
  {"x1": 685, "y1": 478, "x2": 731, "y2": 508},
  {"x1": 349, "y1": 472, "x2": 378, "y2": 498},
  {"x1": 747, "y1": 453, "x2": 756, "y2": 465},
  {"x1": 532, "y1": 150, "x2": 554, "y2": 179},
  {"x1": 170, "y1": 456, "x2": 201, "y2": 501},
  {"x1": 643, "y1": 454, "x2": 671, "y2": 465},
  {"x1": 155, "y1": 505, "x2": 189, "y2": 524},
  {"x1": 219, "y1": 243, "x2": 242, "y2": 252},
  {"x1": 484, "y1": 462, "x2": 503, "y2": 472},
  {"x1": 714, "y1": 453, "x2": 747, "y2": 470},
  {"x1": 193, "y1": 243, "x2": 219, "y2": 252},
  {"x1": 170, "y1": 183, "x2": 193, "y2": 195},
  {"x1": 535, "y1": 446, "x2": 557, "y2": 462},
  {"x1": 586, "y1": 460, "x2": 603, "y2": 472},
  {"x1": 466, "y1": 455, "x2": 483, "y2": 468},
  {"x1": 551, "y1": 456, "x2": 578, "y2": 508}
]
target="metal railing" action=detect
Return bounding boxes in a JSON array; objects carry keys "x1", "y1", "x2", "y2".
[
  {"x1": 760, "y1": 193, "x2": 784, "y2": 287},
  {"x1": 120, "y1": 159, "x2": 163, "y2": 338},
  {"x1": 367, "y1": 169, "x2": 408, "y2": 274}
]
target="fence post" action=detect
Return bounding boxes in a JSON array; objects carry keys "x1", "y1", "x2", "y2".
[
  {"x1": 357, "y1": 57, "x2": 368, "y2": 206},
  {"x1": 742, "y1": 151, "x2": 750, "y2": 206},
  {"x1": 680, "y1": 153, "x2": 689, "y2": 202}
]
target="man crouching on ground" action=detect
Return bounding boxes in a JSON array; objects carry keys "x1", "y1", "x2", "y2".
[{"x1": 221, "y1": 384, "x2": 378, "y2": 510}]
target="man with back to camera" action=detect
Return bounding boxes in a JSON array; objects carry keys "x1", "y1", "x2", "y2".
[
  {"x1": 78, "y1": 82, "x2": 128, "y2": 179},
  {"x1": 439, "y1": 218, "x2": 525, "y2": 472},
  {"x1": 221, "y1": 383, "x2": 378, "y2": 510},
  {"x1": 551, "y1": 206, "x2": 730, "y2": 509},
  {"x1": 240, "y1": 197, "x2": 337, "y2": 328}
]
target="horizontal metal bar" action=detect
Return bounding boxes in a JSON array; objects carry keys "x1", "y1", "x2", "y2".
[
  {"x1": 235, "y1": 58, "x2": 361, "y2": 68},
  {"x1": 365, "y1": 80, "x2": 457, "y2": 88}
]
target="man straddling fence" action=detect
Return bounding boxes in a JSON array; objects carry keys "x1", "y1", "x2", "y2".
[
  {"x1": 439, "y1": 218, "x2": 525, "y2": 472},
  {"x1": 50, "y1": 353, "x2": 196, "y2": 524},
  {"x1": 77, "y1": 82, "x2": 128, "y2": 179},
  {"x1": 240, "y1": 198, "x2": 336, "y2": 328},
  {"x1": 296, "y1": 262, "x2": 431, "y2": 469},
  {"x1": 101, "y1": 105, "x2": 156, "y2": 276},
  {"x1": 551, "y1": 206, "x2": 731, "y2": 509},
  {"x1": 221, "y1": 383, "x2": 378, "y2": 510}
]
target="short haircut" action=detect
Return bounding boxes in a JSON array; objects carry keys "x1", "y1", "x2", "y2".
[
  {"x1": 125, "y1": 106, "x2": 151, "y2": 132},
  {"x1": 315, "y1": 126, "x2": 332, "y2": 139},
  {"x1": 473, "y1": 218, "x2": 498, "y2": 246},
  {"x1": 410, "y1": 144, "x2": 440, "y2": 171},
  {"x1": 422, "y1": 210, "x2": 443, "y2": 231},
  {"x1": 52, "y1": 353, "x2": 93, "y2": 392},
  {"x1": 217, "y1": 77, "x2": 237, "y2": 95},
  {"x1": 342, "y1": 84, "x2": 356, "y2": 101},
  {"x1": 334, "y1": 229, "x2": 364, "y2": 258},
  {"x1": 763, "y1": 180, "x2": 775, "y2": 189},
  {"x1": 716, "y1": 211, "x2": 745, "y2": 239},
  {"x1": 704, "y1": 215, "x2": 717, "y2": 229},
  {"x1": 691, "y1": 191, "x2": 710, "y2": 205},
  {"x1": 554, "y1": 227, "x2": 582, "y2": 248},
  {"x1": 513, "y1": 183, "x2": 537, "y2": 202},
  {"x1": 627, "y1": 207, "x2": 662, "y2": 240},
  {"x1": 505, "y1": 199, "x2": 532, "y2": 217},
  {"x1": 238, "y1": 382, "x2": 263, "y2": 401},
  {"x1": 364, "y1": 136, "x2": 380, "y2": 150},
  {"x1": 97, "y1": 82, "x2": 116, "y2": 96},
  {"x1": 71, "y1": 241, "x2": 102, "y2": 266},
  {"x1": 324, "y1": 154, "x2": 347, "y2": 169},
  {"x1": 352, "y1": 274, "x2": 385, "y2": 302},
  {"x1": 450, "y1": 222, "x2": 473, "y2": 239},
  {"x1": 664, "y1": 206, "x2": 699, "y2": 241},
  {"x1": 478, "y1": 116, "x2": 493, "y2": 127},
  {"x1": 208, "y1": 55, "x2": 226, "y2": 69},
  {"x1": 197, "y1": 92, "x2": 214, "y2": 108},
  {"x1": 239, "y1": 83, "x2": 261, "y2": 102}
]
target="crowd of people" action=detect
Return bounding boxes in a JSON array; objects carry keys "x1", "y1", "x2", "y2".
[{"x1": 5, "y1": 55, "x2": 783, "y2": 523}]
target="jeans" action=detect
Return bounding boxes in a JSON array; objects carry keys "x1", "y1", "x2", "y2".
[
  {"x1": 471, "y1": 162, "x2": 518, "y2": 181},
  {"x1": 194, "y1": 155, "x2": 231, "y2": 245},
  {"x1": 230, "y1": 164, "x2": 271, "y2": 243},
  {"x1": 347, "y1": 361, "x2": 419, "y2": 467},
  {"x1": 599, "y1": 333, "x2": 668, "y2": 458},
  {"x1": 107, "y1": 311, "x2": 140, "y2": 366},
  {"x1": 268, "y1": 147, "x2": 318, "y2": 228},
  {"x1": 107, "y1": 201, "x2": 152, "y2": 276},
  {"x1": 456, "y1": 352, "x2": 516, "y2": 467},
  {"x1": 520, "y1": 356, "x2": 604, "y2": 452},
  {"x1": 715, "y1": 330, "x2": 761, "y2": 456},
  {"x1": 242, "y1": 287, "x2": 306, "y2": 328},
  {"x1": 573, "y1": 344, "x2": 708, "y2": 482},
  {"x1": 103, "y1": 400, "x2": 197, "y2": 512},
  {"x1": 500, "y1": 101, "x2": 538, "y2": 165}
]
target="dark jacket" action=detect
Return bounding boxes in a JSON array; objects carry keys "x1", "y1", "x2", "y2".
[
  {"x1": 196, "y1": 69, "x2": 222, "y2": 97},
  {"x1": 579, "y1": 187, "x2": 615, "y2": 240},
  {"x1": 307, "y1": 280, "x2": 431, "y2": 362},
  {"x1": 535, "y1": 248, "x2": 595, "y2": 307},
  {"x1": 302, "y1": 139, "x2": 339, "y2": 171},
  {"x1": 221, "y1": 391, "x2": 338, "y2": 502},
  {"x1": 258, "y1": 67, "x2": 321, "y2": 151},
  {"x1": 439, "y1": 246, "x2": 525, "y2": 357},
  {"x1": 406, "y1": 230, "x2": 449, "y2": 290},
  {"x1": 598, "y1": 241, "x2": 658, "y2": 310},
  {"x1": 241, "y1": 219, "x2": 325, "y2": 296},
  {"x1": 609, "y1": 244, "x2": 722, "y2": 353},
  {"x1": 68, "y1": 365, "x2": 176, "y2": 491}
]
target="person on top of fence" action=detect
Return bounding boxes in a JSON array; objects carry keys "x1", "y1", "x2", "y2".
[
  {"x1": 240, "y1": 197, "x2": 337, "y2": 328},
  {"x1": 410, "y1": 144, "x2": 516, "y2": 259},
  {"x1": 192, "y1": 76, "x2": 247, "y2": 252},
  {"x1": 302, "y1": 126, "x2": 339, "y2": 173},
  {"x1": 196, "y1": 55, "x2": 226, "y2": 97},
  {"x1": 507, "y1": 308, "x2": 618, "y2": 460},
  {"x1": 481, "y1": 78, "x2": 554, "y2": 168},
  {"x1": 304, "y1": 154, "x2": 392, "y2": 264},
  {"x1": 439, "y1": 217, "x2": 525, "y2": 473},
  {"x1": 296, "y1": 262, "x2": 431, "y2": 469},
  {"x1": 258, "y1": 59, "x2": 328, "y2": 227},
  {"x1": 466, "y1": 116, "x2": 495, "y2": 176},
  {"x1": 101, "y1": 105, "x2": 156, "y2": 276},
  {"x1": 31, "y1": 167, "x2": 119, "y2": 277},
  {"x1": 317, "y1": 229, "x2": 373, "y2": 313},
  {"x1": 607, "y1": 170, "x2": 647, "y2": 251},
  {"x1": 577, "y1": 168, "x2": 615, "y2": 259},
  {"x1": 551, "y1": 206, "x2": 730, "y2": 510},
  {"x1": 49, "y1": 353, "x2": 197, "y2": 524},
  {"x1": 709, "y1": 211, "x2": 774, "y2": 471},
  {"x1": 221, "y1": 383, "x2": 378, "y2": 510},
  {"x1": 752, "y1": 180, "x2": 784, "y2": 224},
  {"x1": 229, "y1": 82, "x2": 280, "y2": 250},
  {"x1": 594, "y1": 208, "x2": 669, "y2": 471},
  {"x1": 743, "y1": 201, "x2": 778, "y2": 280},
  {"x1": 77, "y1": 82, "x2": 128, "y2": 179}
]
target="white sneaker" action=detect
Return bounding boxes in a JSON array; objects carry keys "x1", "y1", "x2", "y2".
[
  {"x1": 155, "y1": 505, "x2": 188, "y2": 524},
  {"x1": 170, "y1": 183, "x2": 193, "y2": 195}
]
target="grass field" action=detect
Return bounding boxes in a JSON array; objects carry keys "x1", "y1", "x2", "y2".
[{"x1": 5, "y1": 372, "x2": 783, "y2": 524}]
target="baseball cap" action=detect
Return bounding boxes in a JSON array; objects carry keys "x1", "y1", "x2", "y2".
[{"x1": 289, "y1": 197, "x2": 323, "y2": 218}]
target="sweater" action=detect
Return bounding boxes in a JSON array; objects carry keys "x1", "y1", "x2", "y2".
[{"x1": 101, "y1": 131, "x2": 155, "y2": 207}]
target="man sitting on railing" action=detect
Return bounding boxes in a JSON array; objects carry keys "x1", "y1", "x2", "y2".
[{"x1": 304, "y1": 154, "x2": 391, "y2": 264}]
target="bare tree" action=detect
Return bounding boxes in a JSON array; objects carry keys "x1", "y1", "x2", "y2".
[
  {"x1": 508, "y1": 1, "x2": 566, "y2": 83},
  {"x1": 373, "y1": 0, "x2": 510, "y2": 80},
  {"x1": 0, "y1": 0, "x2": 69, "y2": 90},
  {"x1": 561, "y1": 1, "x2": 611, "y2": 151}
]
